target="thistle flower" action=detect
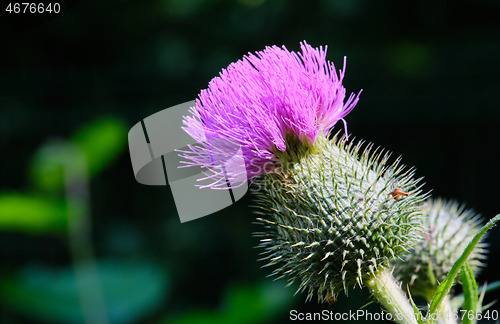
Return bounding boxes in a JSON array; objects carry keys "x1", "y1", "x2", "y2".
[
  {"x1": 180, "y1": 42, "x2": 427, "y2": 309},
  {"x1": 392, "y1": 198, "x2": 487, "y2": 301},
  {"x1": 179, "y1": 42, "x2": 360, "y2": 188}
]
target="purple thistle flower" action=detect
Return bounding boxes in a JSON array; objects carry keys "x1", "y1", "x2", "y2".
[{"x1": 179, "y1": 41, "x2": 361, "y2": 188}]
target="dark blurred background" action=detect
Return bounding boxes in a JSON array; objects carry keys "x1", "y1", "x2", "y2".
[{"x1": 0, "y1": 0, "x2": 499, "y2": 323}]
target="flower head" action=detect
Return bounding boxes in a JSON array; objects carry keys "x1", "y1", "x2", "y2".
[{"x1": 179, "y1": 42, "x2": 360, "y2": 188}]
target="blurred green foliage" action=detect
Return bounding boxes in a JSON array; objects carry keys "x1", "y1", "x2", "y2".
[
  {"x1": 167, "y1": 282, "x2": 293, "y2": 324},
  {"x1": 0, "y1": 194, "x2": 66, "y2": 233},
  {"x1": 0, "y1": 115, "x2": 172, "y2": 323},
  {"x1": 0, "y1": 116, "x2": 127, "y2": 234},
  {"x1": 30, "y1": 117, "x2": 128, "y2": 192},
  {"x1": 0, "y1": 260, "x2": 167, "y2": 324},
  {"x1": 71, "y1": 117, "x2": 128, "y2": 178}
]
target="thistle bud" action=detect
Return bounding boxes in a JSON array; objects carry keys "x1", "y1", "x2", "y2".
[{"x1": 392, "y1": 198, "x2": 487, "y2": 300}]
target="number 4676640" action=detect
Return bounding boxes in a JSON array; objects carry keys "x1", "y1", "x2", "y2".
[{"x1": 5, "y1": 3, "x2": 60, "y2": 14}]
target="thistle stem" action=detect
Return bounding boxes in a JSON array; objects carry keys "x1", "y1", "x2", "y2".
[{"x1": 366, "y1": 269, "x2": 418, "y2": 324}]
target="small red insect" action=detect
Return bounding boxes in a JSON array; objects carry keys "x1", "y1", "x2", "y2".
[
  {"x1": 388, "y1": 188, "x2": 410, "y2": 200},
  {"x1": 325, "y1": 289, "x2": 338, "y2": 306}
]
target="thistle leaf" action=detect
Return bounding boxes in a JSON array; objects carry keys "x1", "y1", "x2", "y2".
[
  {"x1": 461, "y1": 262, "x2": 478, "y2": 324},
  {"x1": 451, "y1": 281, "x2": 500, "y2": 310},
  {"x1": 429, "y1": 214, "x2": 500, "y2": 315}
]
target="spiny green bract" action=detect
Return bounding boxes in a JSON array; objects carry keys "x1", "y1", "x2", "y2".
[
  {"x1": 253, "y1": 135, "x2": 427, "y2": 303},
  {"x1": 392, "y1": 198, "x2": 487, "y2": 301}
]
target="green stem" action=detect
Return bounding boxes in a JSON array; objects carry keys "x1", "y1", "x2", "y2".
[
  {"x1": 366, "y1": 269, "x2": 419, "y2": 324},
  {"x1": 59, "y1": 140, "x2": 108, "y2": 324}
]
